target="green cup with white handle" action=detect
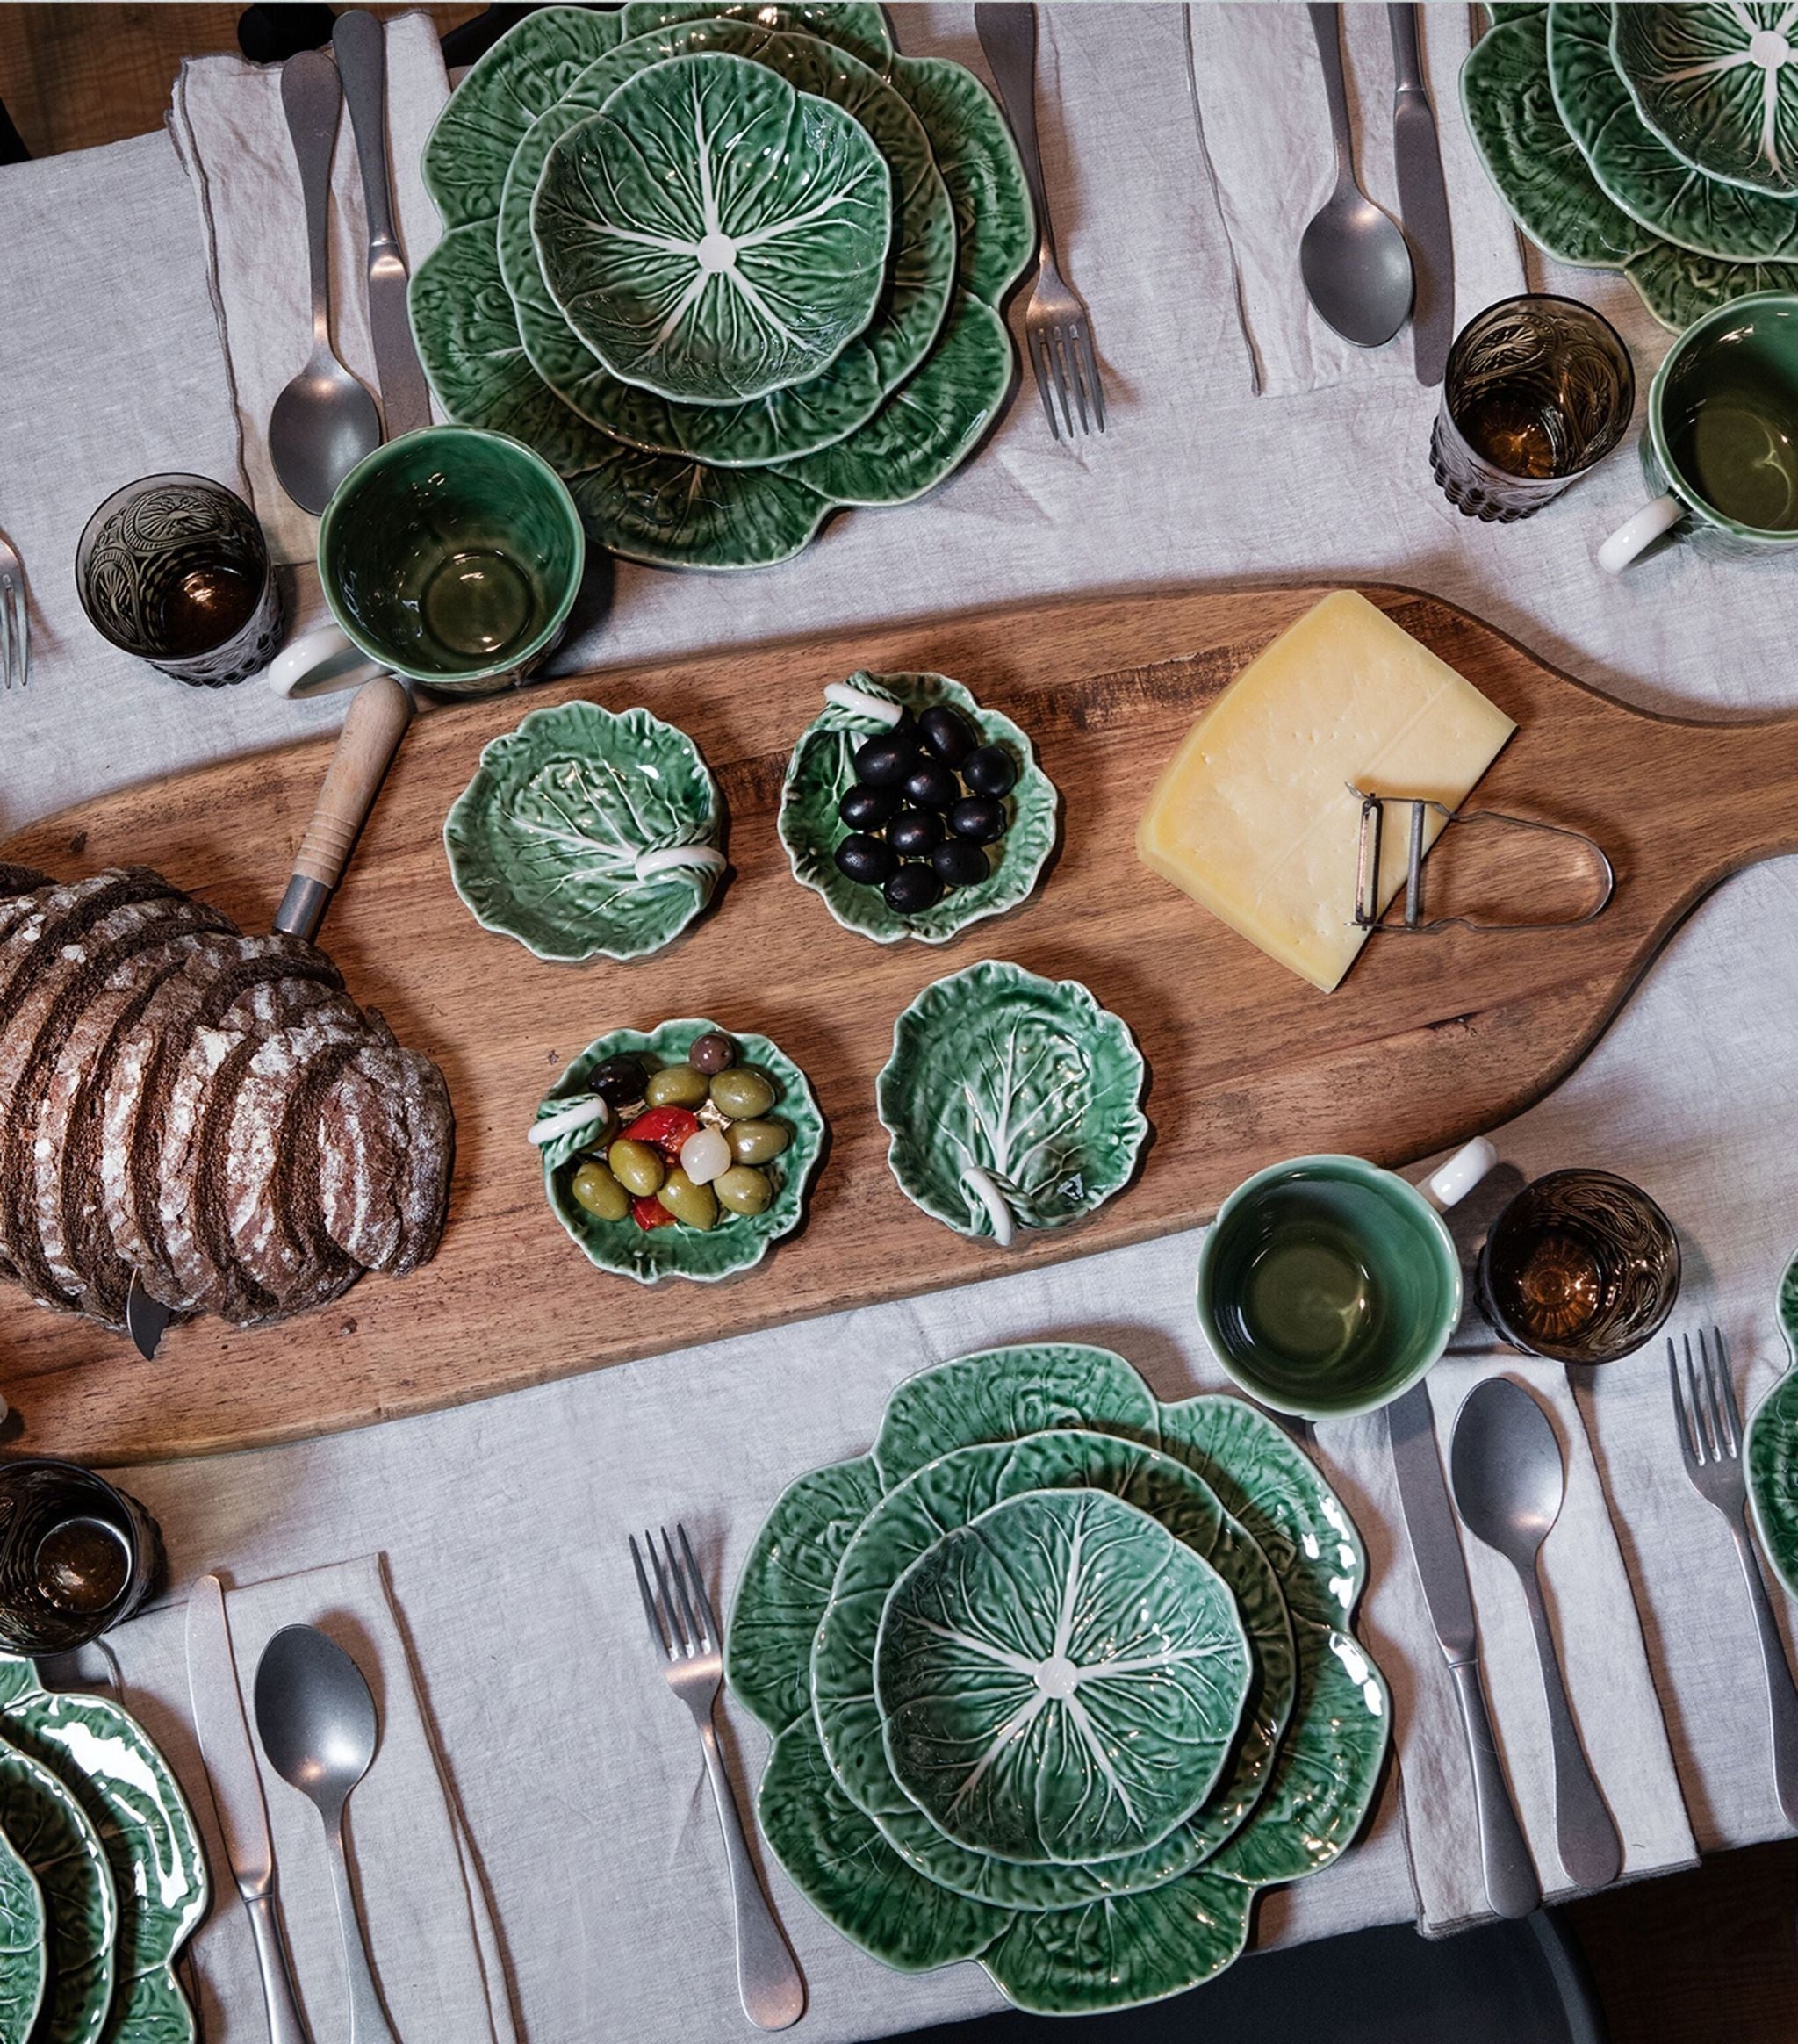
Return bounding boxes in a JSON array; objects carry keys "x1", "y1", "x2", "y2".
[
  {"x1": 1196, "y1": 1140, "x2": 1495, "y2": 1421},
  {"x1": 1600, "y1": 292, "x2": 1798, "y2": 572}
]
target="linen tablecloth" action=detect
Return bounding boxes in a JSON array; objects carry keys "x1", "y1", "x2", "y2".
[{"x1": 4, "y1": 6, "x2": 1798, "y2": 2041}]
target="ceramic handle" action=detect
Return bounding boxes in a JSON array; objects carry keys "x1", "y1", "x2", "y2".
[
  {"x1": 1448, "y1": 1656, "x2": 1542, "y2": 1918},
  {"x1": 273, "y1": 675, "x2": 414, "y2": 942},
  {"x1": 270, "y1": 624, "x2": 381, "y2": 701},
  {"x1": 281, "y1": 51, "x2": 342, "y2": 349},
  {"x1": 1520, "y1": 1565, "x2": 1622, "y2": 1889},
  {"x1": 1598, "y1": 493, "x2": 1684, "y2": 573},
  {"x1": 1424, "y1": 1138, "x2": 1497, "y2": 1211}
]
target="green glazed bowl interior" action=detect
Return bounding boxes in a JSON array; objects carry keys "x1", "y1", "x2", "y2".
[
  {"x1": 320, "y1": 425, "x2": 585, "y2": 685},
  {"x1": 1196, "y1": 1155, "x2": 1462, "y2": 1421},
  {"x1": 1650, "y1": 291, "x2": 1798, "y2": 538}
]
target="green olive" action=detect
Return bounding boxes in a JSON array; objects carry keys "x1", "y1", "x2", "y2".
[
  {"x1": 716, "y1": 1164, "x2": 773, "y2": 1216},
  {"x1": 709, "y1": 1067, "x2": 776, "y2": 1120},
  {"x1": 656, "y1": 1168, "x2": 718, "y2": 1231},
  {"x1": 645, "y1": 1063, "x2": 710, "y2": 1110},
  {"x1": 728, "y1": 1119, "x2": 789, "y2": 1166},
  {"x1": 571, "y1": 1159, "x2": 629, "y2": 1222},
  {"x1": 608, "y1": 1137, "x2": 665, "y2": 1198}
]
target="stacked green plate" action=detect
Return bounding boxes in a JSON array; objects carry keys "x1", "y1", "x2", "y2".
[
  {"x1": 725, "y1": 1344, "x2": 1390, "y2": 2017},
  {"x1": 0, "y1": 1658, "x2": 205, "y2": 2044},
  {"x1": 1464, "y1": 3, "x2": 1798, "y2": 329},
  {"x1": 413, "y1": 4, "x2": 1034, "y2": 570}
]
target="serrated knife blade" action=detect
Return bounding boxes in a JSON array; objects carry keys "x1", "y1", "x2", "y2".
[
  {"x1": 1388, "y1": 4, "x2": 1455, "y2": 385},
  {"x1": 1387, "y1": 1382, "x2": 1540, "y2": 1918},
  {"x1": 186, "y1": 1577, "x2": 313, "y2": 2044}
]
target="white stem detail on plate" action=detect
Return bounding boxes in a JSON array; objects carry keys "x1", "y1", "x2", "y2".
[
  {"x1": 511, "y1": 758, "x2": 712, "y2": 920},
  {"x1": 634, "y1": 844, "x2": 726, "y2": 881},
  {"x1": 528, "y1": 1096, "x2": 611, "y2": 1148},
  {"x1": 956, "y1": 1022, "x2": 1089, "y2": 1242},
  {"x1": 823, "y1": 680, "x2": 905, "y2": 727},
  {"x1": 962, "y1": 1166, "x2": 1016, "y2": 1247}
]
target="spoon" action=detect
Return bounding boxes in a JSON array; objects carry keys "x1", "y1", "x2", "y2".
[
  {"x1": 1449, "y1": 1377, "x2": 1623, "y2": 1890},
  {"x1": 1299, "y1": 3, "x2": 1414, "y2": 348},
  {"x1": 269, "y1": 51, "x2": 381, "y2": 515},
  {"x1": 255, "y1": 1626, "x2": 400, "y2": 2044}
]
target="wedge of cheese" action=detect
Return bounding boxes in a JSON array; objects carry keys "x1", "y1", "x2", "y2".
[{"x1": 1136, "y1": 591, "x2": 1516, "y2": 992}]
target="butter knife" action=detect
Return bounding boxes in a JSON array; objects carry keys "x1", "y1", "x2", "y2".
[
  {"x1": 1386, "y1": 1381, "x2": 1540, "y2": 1919},
  {"x1": 187, "y1": 1576, "x2": 313, "y2": 2044},
  {"x1": 1388, "y1": 4, "x2": 1455, "y2": 385},
  {"x1": 332, "y1": 11, "x2": 432, "y2": 439}
]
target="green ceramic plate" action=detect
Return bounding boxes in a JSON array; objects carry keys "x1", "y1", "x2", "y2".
[
  {"x1": 875, "y1": 1486, "x2": 1252, "y2": 1865},
  {"x1": 1746, "y1": 1249, "x2": 1798, "y2": 1597},
  {"x1": 501, "y1": 22, "x2": 954, "y2": 466},
  {"x1": 878, "y1": 962, "x2": 1147, "y2": 1245},
  {"x1": 542, "y1": 1018, "x2": 823, "y2": 1283},
  {"x1": 780, "y1": 673, "x2": 1055, "y2": 946},
  {"x1": 0, "y1": 1742, "x2": 118, "y2": 2044},
  {"x1": 1463, "y1": 7, "x2": 1798, "y2": 324},
  {"x1": 421, "y1": 6, "x2": 623, "y2": 229},
  {"x1": 621, "y1": 0, "x2": 895, "y2": 74},
  {"x1": 0, "y1": 1659, "x2": 205, "y2": 2044},
  {"x1": 443, "y1": 699, "x2": 724, "y2": 963},
  {"x1": 809, "y1": 1427, "x2": 1294, "y2": 1910},
  {"x1": 889, "y1": 54, "x2": 1037, "y2": 304},
  {"x1": 532, "y1": 51, "x2": 893, "y2": 407},
  {"x1": 0, "y1": 1810, "x2": 45, "y2": 2044},
  {"x1": 1550, "y1": 4, "x2": 1798, "y2": 262},
  {"x1": 1614, "y1": 2, "x2": 1798, "y2": 196}
]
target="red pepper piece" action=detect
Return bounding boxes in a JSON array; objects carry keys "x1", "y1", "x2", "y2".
[
  {"x1": 622, "y1": 1105, "x2": 701, "y2": 1157},
  {"x1": 631, "y1": 1193, "x2": 676, "y2": 1231}
]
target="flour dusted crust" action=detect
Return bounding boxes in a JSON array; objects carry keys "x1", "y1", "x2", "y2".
[{"x1": 0, "y1": 867, "x2": 457, "y2": 1335}]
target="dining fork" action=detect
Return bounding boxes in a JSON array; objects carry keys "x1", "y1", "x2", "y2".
[
  {"x1": 629, "y1": 1526, "x2": 805, "y2": 2032},
  {"x1": 974, "y1": 4, "x2": 1105, "y2": 440},
  {"x1": 0, "y1": 533, "x2": 28, "y2": 690},
  {"x1": 1669, "y1": 1328, "x2": 1798, "y2": 1824}
]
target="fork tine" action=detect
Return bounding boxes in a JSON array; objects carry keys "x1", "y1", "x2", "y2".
[
  {"x1": 660, "y1": 1525, "x2": 702, "y2": 1652},
  {"x1": 0, "y1": 578, "x2": 13, "y2": 693},
  {"x1": 1685, "y1": 1330, "x2": 1717, "y2": 1462},
  {"x1": 1668, "y1": 1335, "x2": 1698, "y2": 1461},
  {"x1": 1712, "y1": 1327, "x2": 1745, "y2": 1451},
  {"x1": 677, "y1": 1522, "x2": 719, "y2": 1649},
  {"x1": 1055, "y1": 327, "x2": 1089, "y2": 435},
  {"x1": 645, "y1": 1527, "x2": 690, "y2": 1654},
  {"x1": 1075, "y1": 321, "x2": 1106, "y2": 432},
  {"x1": 1701, "y1": 1328, "x2": 1741, "y2": 1457},
  {"x1": 630, "y1": 1534, "x2": 672, "y2": 1659},
  {"x1": 1026, "y1": 329, "x2": 1061, "y2": 440},
  {"x1": 1050, "y1": 329, "x2": 1079, "y2": 437},
  {"x1": 9, "y1": 577, "x2": 25, "y2": 692}
]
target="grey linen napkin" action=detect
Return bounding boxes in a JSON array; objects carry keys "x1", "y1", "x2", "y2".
[
  {"x1": 104, "y1": 1554, "x2": 516, "y2": 2044},
  {"x1": 167, "y1": 13, "x2": 450, "y2": 565},
  {"x1": 1185, "y1": 2, "x2": 1526, "y2": 396}
]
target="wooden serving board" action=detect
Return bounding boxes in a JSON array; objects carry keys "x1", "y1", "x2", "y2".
[{"x1": 7, "y1": 583, "x2": 1798, "y2": 1465}]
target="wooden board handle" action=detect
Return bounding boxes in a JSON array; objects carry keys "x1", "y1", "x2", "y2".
[{"x1": 273, "y1": 673, "x2": 414, "y2": 941}]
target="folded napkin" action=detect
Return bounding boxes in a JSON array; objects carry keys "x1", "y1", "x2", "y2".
[
  {"x1": 100, "y1": 1555, "x2": 515, "y2": 2044},
  {"x1": 1325, "y1": 1347, "x2": 1697, "y2": 1932},
  {"x1": 1186, "y1": 3, "x2": 1527, "y2": 397},
  {"x1": 169, "y1": 13, "x2": 450, "y2": 565}
]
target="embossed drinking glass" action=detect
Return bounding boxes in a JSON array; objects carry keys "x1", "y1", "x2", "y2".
[
  {"x1": 1477, "y1": 1168, "x2": 1680, "y2": 1364},
  {"x1": 1431, "y1": 297, "x2": 1635, "y2": 522},
  {"x1": 0, "y1": 1457, "x2": 163, "y2": 1653},
  {"x1": 76, "y1": 473, "x2": 284, "y2": 686}
]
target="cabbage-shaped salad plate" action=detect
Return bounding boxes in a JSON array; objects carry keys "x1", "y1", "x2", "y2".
[
  {"x1": 532, "y1": 50, "x2": 894, "y2": 406},
  {"x1": 444, "y1": 699, "x2": 724, "y2": 963},
  {"x1": 879, "y1": 961, "x2": 1147, "y2": 1246},
  {"x1": 1613, "y1": 3, "x2": 1798, "y2": 196}
]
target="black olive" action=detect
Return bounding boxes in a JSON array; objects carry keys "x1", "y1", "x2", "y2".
[
  {"x1": 948, "y1": 795, "x2": 1007, "y2": 844},
  {"x1": 888, "y1": 808, "x2": 944, "y2": 859},
  {"x1": 961, "y1": 744, "x2": 1018, "y2": 796},
  {"x1": 853, "y1": 733, "x2": 918, "y2": 787},
  {"x1": 903, "y1": 759, "x2": 959, "y2": 810},
  {"x1": 590, "y1": 1054, "x2": 648, "y2": 1108},
  {"x1": 932, "y1": 838, "x2": 989, "y2": 889},
  {"x1": 835, "y1": 832, "x2": 897, "y2": 885},
  {"x1": 918, "y1": 704, "x2": 976, "y2": 766},
  {"x1": 838, "y1": 782, "x2": 901, "y2": 831},
  {"x1": 884, "y1": 861, "x2": 945, "y2": 914}
]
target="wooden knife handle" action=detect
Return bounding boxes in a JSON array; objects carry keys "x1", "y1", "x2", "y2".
[{"x1": 273, "y1": 673, "x2": 413, "y2": 941}]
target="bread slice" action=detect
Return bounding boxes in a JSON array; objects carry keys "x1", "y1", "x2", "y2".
[{"x1": 318, "y1": 1020, "x2": 455, "y2": 1278}]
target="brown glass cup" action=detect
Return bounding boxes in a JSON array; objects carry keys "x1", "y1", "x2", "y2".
[
  {"x1": 1476, "y1": 1169, "x2": 1680, "y2": 1364},
  {"x1": 76, "y1": 472, "x2": 284, "y2": 687},
  {"x1": 0, "y1": 1458, "x2": 163, "y2": 1654},
  {"x1": 1431, "y1": 296, "x2": 1636, "y2": 522}
]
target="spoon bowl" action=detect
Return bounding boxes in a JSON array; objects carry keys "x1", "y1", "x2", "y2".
[
  {"x1": 1299, "y1": 187, "x2": 1415, "y2": 350},
  {"x1": 269, "y1": 352, "x2": 382, "y2": 520},
  {"x1": 1449, "y1": 1374, "x2": 1564, "y2": 1564}
]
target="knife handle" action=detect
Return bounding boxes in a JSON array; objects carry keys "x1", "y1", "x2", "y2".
[
  {"x1": 333, "y1": 11, "x2": 399, "y2": 248},
  {"x1": 1388, "y1": 4, "x2": 1427, "y2": 96},
  {"x1": 244, "y1": 1889, "x2": 313, "y2": 2044},
  {"x1": 1448, "y1": 1657, "x2": 1541, "y2": 1919}
]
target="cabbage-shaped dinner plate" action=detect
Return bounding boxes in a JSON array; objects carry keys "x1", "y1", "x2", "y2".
[
  {"x1": 0, "y1": 1740, "x2": 117, "y2": 2044},
  {"x1": 1745, "y1": 1248, "x2": 1798, "y2": 1598},
  {"x1": 879, "y1": 961, "x2": 1147, "y2": 1245},
  {"x1": 621, "y1": 0, "x2": 895, "y2": 72},
  {"x1": 874, "y1": 1487, "x2": 1251, "y2": 1866},
  {"x1": 780, "y1": 673, "x2": 1056, "y2": 945},
  {"x1": 533, "y1": 51, "x2": 893, "y2": 407},
  {"x1": 0, "y1": 1814, "x2": 44, "y2": 2044},
  {"x1": 541, "y1": 1018, "x2": 823, "y2": 1283},
  {"x1": 443, "y1": 699, "x2": 724, "y2": 963},
  {"x1": 1614, "y1": 3, "x2": 1798, "y2": 196}
]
